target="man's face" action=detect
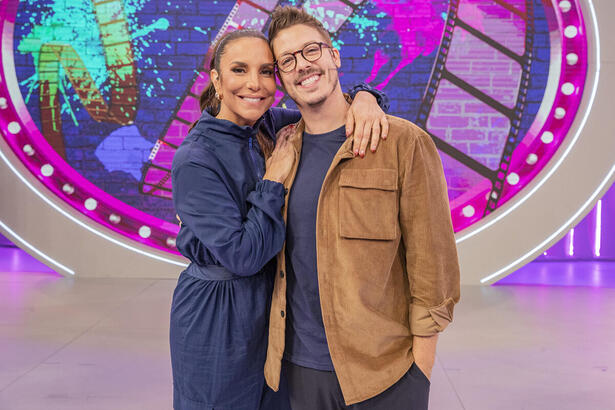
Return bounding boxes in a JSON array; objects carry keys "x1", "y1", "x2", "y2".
[{"x1": 271, "y1": 24, "x2": 341, "y2": 108}]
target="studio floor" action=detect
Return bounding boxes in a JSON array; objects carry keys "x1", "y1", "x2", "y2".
[{"x1": 0, "y1": 247, "x2": 614, "y2": 410}]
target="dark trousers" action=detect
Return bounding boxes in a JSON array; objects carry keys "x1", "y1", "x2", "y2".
[{"x1": 281, "y1": 361, "x2": 430, "y2": 410}]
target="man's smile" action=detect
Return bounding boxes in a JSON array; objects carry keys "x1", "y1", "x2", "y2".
[{"x1": 296, "y1": 72, "x2": 323, "y2": 88}]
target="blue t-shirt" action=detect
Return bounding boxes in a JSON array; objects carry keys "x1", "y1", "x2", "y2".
[{"x1": 284, "y1": 125, "x2": 347, "y2": 371}]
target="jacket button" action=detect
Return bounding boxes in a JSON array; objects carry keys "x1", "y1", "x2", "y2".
[
  {"x1": 280, "y1": 271, "x2": 285, "y2": 278},
  {"x1": 281, "y1": 310, "x2": 285, "y2": 318},
  {"x1": 284, "y1": 188, "x2": 289, "y2": 195}
]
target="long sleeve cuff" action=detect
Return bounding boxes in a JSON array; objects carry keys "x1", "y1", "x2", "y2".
[
  {"x1": 255, "y1": 179, "x2": 285, "y2": 196},
  {"x1": 347, "y1": 81, "x2": 390, "y2": 112},
  {"x1": 409, "y1": 297, "x2": 456, "y2": 336},
  {"x1": 247, "y1": 179, "x2": 286, "y2": 214}
]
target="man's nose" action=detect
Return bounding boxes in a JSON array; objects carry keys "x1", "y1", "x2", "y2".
[{"x1": 295, "y1": 53, "x2": 313, "y2": 72}]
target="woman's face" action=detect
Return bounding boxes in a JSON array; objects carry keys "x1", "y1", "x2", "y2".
[{"x1": 212, "y1": 37, "x2": 277, "y2": 127}]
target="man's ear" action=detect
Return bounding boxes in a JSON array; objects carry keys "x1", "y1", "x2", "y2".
[{"x1": 331, "y1": 47, "x2": 341, "y2": 69}]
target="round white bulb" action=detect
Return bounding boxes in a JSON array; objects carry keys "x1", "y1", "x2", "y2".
[
  {"x1": 84, "y1": 198, "x2": 98, "y2": 211},
  {"x1": 554, "y1": 107, "x2": 566, "y2": 119},
  {"x1": 564, "y1": 25, "x2": 578, "y2": 38},
  {"x1": 166, "y1": 237, "x2": 177, "y2": 247},
  {"x1": 561, "y1": 82, "x2": 574, "y2": 95},
  {"x1": 109, "y1": 214, "x2": 121, "y2": 224},
  {"x1": 462, "y1": 205, "x2": 475, "y2": 217},
  {"x1": 507, "y1": 173, "x2": 520, "y2": 185},
  {"x1": 0, "y1": 97, "x2": 7, "y2": 109},
  {"x1": 62, "y1": 184, "x2": 75, "y2": 195},
  {"x1": 526, "y1": 153, "x2": 538, "y2": 165},
  {"x1": 7, "y1": 122, "x2": 21, "y2": 134},
  {"x1": 541, "y1": 131, "x2": 554, "y2": 144},
  {"x1": 139, "y1": 226, "x2": 152, "y2": 239},
  {"x1": 23, "y1": 144, "x2": 35, "y2": 156},
  {"x1": 559, "y1": 1, "x2": 571, "y2": 12},
  {"x1": 41, "y1": 164, "x2": 54, "y2": 177},
  {"x1": 566, "y1": 53, "x2": 578, "y2": 65}
]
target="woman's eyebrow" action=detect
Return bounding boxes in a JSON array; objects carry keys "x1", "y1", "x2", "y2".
[{"x1": 230, "y1": 61, "x2": 274, "y2": 69}]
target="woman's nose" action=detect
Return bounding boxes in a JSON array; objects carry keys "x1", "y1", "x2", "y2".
[{"x1": 246, "y1": 72, "x2": 260, "y2": 90}]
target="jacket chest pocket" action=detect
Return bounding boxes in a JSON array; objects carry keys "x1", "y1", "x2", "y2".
[{"x1": 338, "y1": 168, "x2": 399, "y2": 240}]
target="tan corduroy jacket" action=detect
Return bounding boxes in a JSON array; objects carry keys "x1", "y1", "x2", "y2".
[{"x1": 264, "y1": 115, "x2": 461, "y2": 405}]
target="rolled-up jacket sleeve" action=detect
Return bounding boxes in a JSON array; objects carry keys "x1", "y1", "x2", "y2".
[
  {"x1": 173, "y1": 160, "x2": 286, "y2": 276},
  {"x1": 399, "y1": 129, "x2": 461, "y2": 336}
]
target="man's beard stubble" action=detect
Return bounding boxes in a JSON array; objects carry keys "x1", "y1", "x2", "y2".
[{"x1": 285, "y1": 67, "x2": 340, "y2": 109}]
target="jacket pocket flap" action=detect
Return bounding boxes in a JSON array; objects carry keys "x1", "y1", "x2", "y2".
[{"x1": 339, "y1": 168, "x2": 398, "y2": 191}]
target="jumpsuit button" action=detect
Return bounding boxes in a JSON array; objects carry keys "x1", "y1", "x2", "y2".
[
  {"x1": 281, "y1": 310, "x2": 285, "y2": 318},
  {"x1": 280, "y1": 271, "x2": 285, "y2": 278}
]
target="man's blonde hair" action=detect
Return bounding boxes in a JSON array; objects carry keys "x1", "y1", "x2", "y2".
[{"x1": 268, "y1": 6, "x2": 333, "y2": 52}]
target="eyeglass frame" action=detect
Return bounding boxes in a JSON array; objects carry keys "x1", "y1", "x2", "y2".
[{"x1": 274, "y1": 41, "x2": 333, "y2": 73}]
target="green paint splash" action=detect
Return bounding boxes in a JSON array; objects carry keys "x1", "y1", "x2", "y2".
[{"x1": 17, "y1": 0, "x2": 172, "y2": 119}]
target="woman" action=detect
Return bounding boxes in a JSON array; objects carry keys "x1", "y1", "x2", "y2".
[{"x1": 170, "y1": 29, "x2": 387, "y2": 410}]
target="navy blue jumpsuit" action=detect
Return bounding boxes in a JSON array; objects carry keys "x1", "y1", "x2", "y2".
[{"x1": 170, "y1": 108, "x2": 299, "y2": 410}]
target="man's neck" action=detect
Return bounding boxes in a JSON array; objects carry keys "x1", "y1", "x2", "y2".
[{"x1": 300, "y1": 84, "x2": 349, "y2": 135}]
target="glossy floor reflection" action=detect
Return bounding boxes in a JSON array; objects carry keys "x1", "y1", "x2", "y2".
[
  {"x1": 0, "y1": 257, "x2": 613, "y2": 409},
  {"x1": 0, "y1": 247, "x2": 58, "y2": 275}
]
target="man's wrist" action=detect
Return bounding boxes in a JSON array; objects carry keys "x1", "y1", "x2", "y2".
[{"x1": 412, "y1": 334, "x2": 438, "y2": 379}]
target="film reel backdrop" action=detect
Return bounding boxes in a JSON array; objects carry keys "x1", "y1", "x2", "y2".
[{"x1": 1, "y1": 0, "x2": 587, "y2": 254}]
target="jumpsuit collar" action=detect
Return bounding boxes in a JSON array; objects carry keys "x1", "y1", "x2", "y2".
[{"x1": 194, "y1": 109, "x2": 264, "y2": 141}]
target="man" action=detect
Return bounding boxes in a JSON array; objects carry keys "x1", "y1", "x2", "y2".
[{"x1": 264, "y1": 6, "x2": 461, "y2": 410}]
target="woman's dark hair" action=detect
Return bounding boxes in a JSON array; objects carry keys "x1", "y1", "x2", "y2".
[{"x1": 192, "y1": 29, "x2": 274, "y2": 157}]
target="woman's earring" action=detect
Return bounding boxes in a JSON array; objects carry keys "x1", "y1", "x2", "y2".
[{"x1": 215, "y1": 92, "x2": 222, "y2": 100}]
